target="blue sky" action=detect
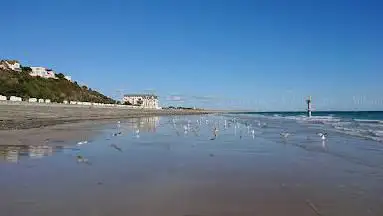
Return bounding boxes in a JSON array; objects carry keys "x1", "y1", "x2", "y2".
[{"x1": 1, "y1": 0, "x2": 382, "y2": 111}]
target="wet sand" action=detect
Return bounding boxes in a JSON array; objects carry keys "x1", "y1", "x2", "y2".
[
  {"x1": 0, "y1": 103, "x2": 217, "y2": 130},
  {"x1": 0, "y1": 115, "x2": 382, "y2": 216},
  {"x1": 0, "y1": 120, "x2": 109, "y2": 146}
]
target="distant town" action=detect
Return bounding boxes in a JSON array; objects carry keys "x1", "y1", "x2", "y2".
[
  {"x1": 0, "y1": 59, "x2": 71, "y2": 81},
  {"x1": 0, "y1": 59, "x2": 201, "y2": 110}
]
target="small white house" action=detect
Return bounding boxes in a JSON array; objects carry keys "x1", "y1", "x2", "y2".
[
  {"x1": 9, "y1": 96, "x2": 22, "y2": 102},
  {"x1": 38, "y1": 99, "x2": 45, "y2": 103},
  {"x1": 28, "y1": 98, "x2": 37, "y2": 102},
  {"x1": 63, "y1": 100, "x2": 68, "y2": 104},
  {"x1": 30, "y1": 67, "x2": 47, "y2": 77},
  {"x1": 30, "y1": 67, "x2": 56, "y2": 79},
  {"x1": 45, "y1": 99, "x2": 51, "y2": 103},
  {"x1": 0, "y1": 95, "x2": 7, "y2": 101},
  {"x1": 0, "y1": 60, "x2": 21, "y2": 71}
]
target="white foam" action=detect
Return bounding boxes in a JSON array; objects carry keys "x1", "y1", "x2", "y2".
[{"x1": 353, "y1": 119, "x2": 383, "y2": 124}]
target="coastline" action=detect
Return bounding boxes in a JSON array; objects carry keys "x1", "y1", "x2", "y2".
[{"x1": 0, "y1": 102, "x2": 220, "y2": 130}]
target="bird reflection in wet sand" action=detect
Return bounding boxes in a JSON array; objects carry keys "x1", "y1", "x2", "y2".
[
  {"x1": 76, "y1": 155, "x2": 91, "y2": 165},
  {"x1": 280, "y1": 132, "x2": 290, "y2": 139},
  {"x1": 191, "y1": 127, "x2": 200, "y2": 137},
  {"x1": 321, "y1": 140, "x2": 329, "y2": 151},
  {"x1": 210, "y1": 127, "x2": 218, "y2": 140},
  {"x1": 110, "y1": 144, "x2": 123, "y2": 152}
]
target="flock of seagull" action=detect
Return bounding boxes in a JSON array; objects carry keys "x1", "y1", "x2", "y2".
[
  {"x1": 169, "y1": 116, "x2": 328, "y2": 142},
  {"x1": 74, "y1": 116, "x2": 329, "y2": 164}
]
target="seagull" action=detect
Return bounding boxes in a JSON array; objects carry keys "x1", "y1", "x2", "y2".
[
  {"x1": 280, "y1": 132, "x2": 290, "y2": 139},
  {"x1": 317, "y1": 132, "x2": 327, "y2": 140},
  {"x1": 76, "y1": 155, "x2": 90, "y2": 164},
  {"x1": 210, "y1": 127, "x2": 218, "y2": 140},
  {"x1": 113, "y1": 131, "x2": 122, "y2": 136},
  {"x1": 135, "y1": 129, "x2": 140, "y2": 138},
  {"x1": 77, "y1": 140, "x2": 88, "y2": 145},
  {"x1": 251, "y1": 129, "x2": 255, "y2": 139}
]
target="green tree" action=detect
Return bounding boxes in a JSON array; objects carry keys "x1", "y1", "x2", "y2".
[
  {"x1": 56, "y1": 73, "x2": 65, "y2": 79},
  {"x1": 21, "y1": 66, "x2": 32, "y2": 72}
]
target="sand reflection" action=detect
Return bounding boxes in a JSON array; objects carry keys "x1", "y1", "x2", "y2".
[{"x1": 0, "y1": 145, "x2": 62, "y2": 163}]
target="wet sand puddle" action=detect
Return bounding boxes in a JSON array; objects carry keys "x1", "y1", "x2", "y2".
[{"x1": 0, "y1": 115, "x2": 382, "y2": 216}]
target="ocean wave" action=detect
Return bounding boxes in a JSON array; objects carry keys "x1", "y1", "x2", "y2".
[
  {"x1": 332, "y1": 126, "x2": 383, "y2": 142},
  {"x1": 230, "y1": 113, "x2": 383, "y2": 142},
  {"x1": 353, "y1": 119, "x2": 383, "y2": 124},
  {"x1": 357, "y1": 122, "x2": 383, "y2": 129},
  {"x1": 286, "y1": 116, "x2": 342, "y2": 126}
]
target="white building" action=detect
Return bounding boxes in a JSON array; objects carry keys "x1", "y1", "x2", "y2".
[
  {"x1": 122, "y1": 94, "x2": 159, "y2": 109},
  {"x1": 9, "y1": 96, "x2": 22, "y2": 102},
  {"x1": 30, "y1": 67, "x2": 56, "y2": 79},
  {"x1": 64, "y1": 75, "x2": 72, "y2": 81},
  {"x1": 28, "y1": 98, "x2": 37, "y2": 102},
  {"x1": 0, "y1": 60, "x2": 21, "y2": 71}
]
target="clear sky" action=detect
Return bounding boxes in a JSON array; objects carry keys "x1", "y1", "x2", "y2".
[{"x1": 1, "y1": 0, "x2": 382, "y2": 111}]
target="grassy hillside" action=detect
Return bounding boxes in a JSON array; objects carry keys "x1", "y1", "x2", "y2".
[{"x1": 0, "y1": 69, "x2": 115, "y2": 104}]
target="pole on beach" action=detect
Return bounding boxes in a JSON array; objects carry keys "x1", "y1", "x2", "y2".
[{"x1": 306, "y1": 96, "x2": 312, "y2": 117}]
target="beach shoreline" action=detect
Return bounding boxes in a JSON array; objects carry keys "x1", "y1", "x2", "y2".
[{"x1": 0, "y1": 103, "x2": 220, "y2": 130}]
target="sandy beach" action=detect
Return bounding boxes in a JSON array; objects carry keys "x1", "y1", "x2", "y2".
[
  {"x1": 0, "y1": 114, "x2": 382, "y2": 216},
  {"x1": 0, "y1": 102, "x2": 217, "y2": 130}
]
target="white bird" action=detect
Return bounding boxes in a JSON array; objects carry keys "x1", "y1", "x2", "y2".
[
  {"x1": 77, "y1": 140, "x2": 88, "y2": 145},
  {"x1": 317, "y1": 132, "x2": 327, "y2": 140},
  {"x1": 135, "y1": 129, "x2": 140, "y2": 138},
  {"x1": 280, "y1": 132, "x2": 290, "y2": 138}
]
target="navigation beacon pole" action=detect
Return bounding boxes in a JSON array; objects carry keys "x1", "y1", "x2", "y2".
[{"x1": 306, "y1": 96, "x2": 312, "y2": 117}]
